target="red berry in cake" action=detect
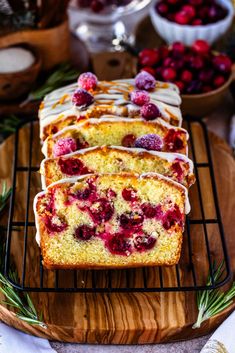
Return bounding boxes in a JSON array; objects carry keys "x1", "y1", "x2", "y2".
[
  {"x1": 45, "y1": 215, "x2": 67, "y2": 233},
  {"x1": 58, "y1": 158, "x2": 90, "y2": 176},
  {"x1": 106, "y1": 234, "x2": 131, "y2": 256},
  {"x1": 181, "y1": 70, "x2": 193, "y2": 83},
  {"x1": 135, "y1": 71, "x2": 156, "y2": 91},
  {"x1": 122, "y1": 188, "x2": 137, "y2": 202},
  {"x1": 213, "y1": 54, "x2": 232, "y2": 73},
  {"x1": 90, "y1": 198, "x2": 114, "y2": 224},
  {"x1": 141, "y1": 203, "x2": 163, "y2": 219},
  {"x1": 192, "y1": 40, "x2": 210, "y2": 56},
  {"x1": 140, "y1": 103, "x2": 161, "y2": 121},
  {"x1": 172, "y1": 160, "x2": 184, "y2": 181},
  {"x1": 164, "y1": 129, "x2": 184, "y2": 152},
  {"x1": 133, "y1": 235, "x2": 156, "y2": 252},
  {"x1": 213, "y1": 75, "x2": 226, "y2": 88},
  {"x1": 130, "y1": 90, "x2": 150, "y2": 106},
  {"x1": 77, "y1": 72, "x2": 98, "y2": 91},
  {"x1": 140, "y1": 66, "x2": 156, "y2": 76},
  {"x1": 122, "y1": 134, "x2": 136, "y2": 147},
  {"x1": 120, "y1": 212, "x2": 144, "y2": 229},
  {"x1": 72, "y1": 88, "x2": 94, "y2": 108},
  {"x1": 161, "y1": 67, "x2": 176, "y2": 81},
  {"x1": 106, "y1": 189, "x2": 117, "y2": 199},
  {"x1": 135, "y1": 134, "x2": 163, "y2": 151},
  {"x1": 174, "y1": 10, "x2": 191, "y2": 25},
  {"x1": 162, "y1": 205, "x2": 183, "y2": 230},
  {"x1": 53, "y1": 137, "x2": 77, "y2": 157},
  {"x1": 139, "y1": 49, "x2": 160, "y2": 67},
  {"x1": 74, "y1": 225, "x2": 96, "y2": 241}
]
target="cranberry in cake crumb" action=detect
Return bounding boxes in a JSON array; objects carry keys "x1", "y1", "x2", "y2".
[
  {"x1": 164, "y1": 129, "x2": 184, "y2": 152},
  {"x1": 77, "y1": 72, "x2": 98, "y2": 91},
  {"x1": 53, "y1": 137, "x2": 78, "y2": 157},
  {"x1": 135, "y1": 71, "x2": 156, "y2": 91},
  {"x1": 106, "y1": 233, "x2": 132, "y2": 256},
  {"x1": 121, "y1": 134, "x2": 136, "y2": 147},
  {"x1": 89, "y1": 198, "x2": 114, "y2": 224},
  {"x1": 44, "y1": 215, "x2": 67, "y2": 233},
  {"x1": 140, "y1": 103, "x2": 161, "y2": 121},
  {"x1": 130, "y1": 90, "x2": 150, "y2": 106},
  {"x1": 122, "y1": 188, "x2": 137, "y2": 202},
  {"x1": 162, "y1": 205, "x2": 183, "y2": 230},
  {"x1": 172, "y1": 159, "x2": 184, "y2": 181},
  {"x1": 135, "y1": 134, "x2": 163, "y2": 151},
  {"x1": 72, "y1": 88, "x2": 94, "y2": 108},
  {"x1": 120, "y1": 212, "x2": 144, "y2": 229},
  {"x1": 74, "y1": 225, "x2": 96, "y2": 241},
  {"x1": 141, "y1": 203, "x2": 163, "y2": 219},
  {"x1": 58, "y1": 158, "x2": 91, "y2": 176},
  {"x1": 134, "y1": 235, "x2": 156, "y2": 252}
]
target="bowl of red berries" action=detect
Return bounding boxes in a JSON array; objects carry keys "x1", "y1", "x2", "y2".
[
  {"x1": 137, "y1": 40, "x2": 235, "y2": 117},
  {"x1": 150, "y1": 0, "x2": 234, "y2": 45}
]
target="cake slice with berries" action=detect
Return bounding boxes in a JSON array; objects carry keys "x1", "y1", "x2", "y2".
[
  {"x1": 40, "y1": 146, "x2": 195, "y2": 189},
  {"x1": 39, "y1": 71, "x2": 182, "y2": 140},
  {"x1": 34, "y1": 173, "x2": 190, "y2": 269},
  {"x1": 42, "y1": 118, "x2": 189, "y2": 158}
]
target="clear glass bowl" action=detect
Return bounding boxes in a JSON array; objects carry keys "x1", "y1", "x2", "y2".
[{"x1": 69, "y1": 0, "x2": 152, "y2": 52}]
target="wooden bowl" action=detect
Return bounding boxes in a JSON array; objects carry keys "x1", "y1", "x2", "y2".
[
  {"x1": 182, "y1": 65, "x2": 235, "y2": 117},
  {"x1": 0, "y1": 43, "x2": 41, "y2": 101}
]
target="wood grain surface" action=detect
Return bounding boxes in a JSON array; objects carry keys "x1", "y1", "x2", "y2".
[{"x1": 0, "y1": 121, "x2": 234, "y2": 344}]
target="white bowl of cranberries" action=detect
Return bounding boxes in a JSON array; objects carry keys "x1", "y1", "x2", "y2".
[
  {"x1": 137, "y1": 40, "x2": 235, "y2": 116},
  {"x1": 150, "y1": 0, "x2": 234, "y2": 45}
]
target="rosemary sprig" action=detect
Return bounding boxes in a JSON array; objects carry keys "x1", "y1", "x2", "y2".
[
  {"x1": 0, "y1": 182, "x2": 12, "y2": 214},
  {"x1": 193, "y1": 262, "x2": 235, "y2": 328},
  {"x1": 22, "y1": 63, "x2": 79, "y2": 104},
  {"x1": 0, "y1": 115, "x2": 20, "y2": 135}
]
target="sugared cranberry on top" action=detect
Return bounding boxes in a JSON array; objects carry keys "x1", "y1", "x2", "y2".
[
  {"x1": 53, "y1": 137, "x2": 77, "y2": 157},
  {"x1": 135, "y1": 71, "x2": 156, "y2": 91},
  {"x1": 130, "y1": 90, "x2": 150, "y2": 106},
  {"x1": 140, "y1": 103, "x2": 161, "y2": 121},
  {"x1": 72, "y1": 88, "x2": 94, "y2": 108},
  {"x1": 135, "y1": 134, "x2": 163, "y2": 151},
  {"x1": 77, "y1": 72, "x2": 98, "y2": 91}
]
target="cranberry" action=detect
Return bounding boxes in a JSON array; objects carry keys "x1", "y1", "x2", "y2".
[
  {"x1": 139, "y1": 49, "x2": 160, "y2": 67},
  {"x1": 156, "y1": 2, "x2": 168, "y2": 16},
  {"x1": 172, "y1": 160, "x2": 184, "y2": 180},
  {"x1": 74, "y1": 187, "x2": 91, "y2": 200},
  {"x1": 208, "y1": 5, "x2": 220, "y2": 22},
  {"x1": 141, "y1": 203, "x2": 162, "y2": 219},
  {"x1": 202, "y1": 85, "x2": 212, "y2": 93},
  {"x1": 140, "y1": 67, "x2": 156, "y2": 76},
  {"x1": 135, "y1": 71, "x2": 156, "y2": 91},
  {"x1": 186, "y1": 80, "x2": 202, "y2": 94},
  {"x1": 106, "y1": 234, "x2": 131, "y2": 256},
  {"x1": 74, "y1": 224, "x2": 96, "y2": 241},
  {"x1": 181, "y1": 70, "x2": 193, "y2": 83},
  {"x1": 130, "y1": 90, "x2": 150, "y2": 106},
  {"x1": 172, "y1": 42, "x2": 185, "y2": 55},
  {"x1": 161, "y1": 67, "x2": 176, "y2": 82},
  {"x1": 44, "y1": 215, "x2": 67, "y2": 233},
  {"x1": 53, "y1": 137, "x2": 77, "y2": 157},
  {"x1": 72, "y1": 88, "x2": 94, "y2": 108},
  {"x1": 106, "y1": 189, "x2": 117, "y2": 199},
  {"x1": 120, "y1": 212, "x2": 143, "y2": 229},
  {"x1": 91, "y1": 0, "x2": 104, "y2": 12},
  {"x1": 135, "y1": 134, "x2": 163, "y2": 151},
  {"x1": 122, "y1": 188, "x2": 137, "y2": 202},
  {"x1": 189, "y1": 0, "x2": 202, "y2": 5},
  {"x1": 182, "y1": 5, "x2": 196, "y2": 19},
  {"x1": 192, "y1": 19, "x2": 203, "y2": 25},
  {"x1": 174, "y1": 10, "x2": 191, "y2": 25},
  {"x1": 213, "y1": 54, "x2": 232, "y2": 73},
  {"x1": 90, "y1": 198, "x2": 114, "y2": 224},
  {"x1": 192, "y1": 40, "x2": 210, "y2": 56},
  {"x1": 189, "y1": 56, "x2": 204, "y2": 70},
  {"x1": 160, "y1": 46, "x2": 170, "y2": 59},
  {"x1": 162, "y1": 205, "x2": 183, "y2": 230},
  {"x1": 164, "y1": 129, "x2": 184, "y2": 152},
  {"x1": 77, "y1": 72, "x2": 98, "y2": 91},
  {"x1": 134, "y1": 235, "x2": 156, "y2": 252},
  {"x1": 199, "y1": 69, "x2": 214, "y2": 83},
  {"x1": 122, "y1": 134, "x2": 136, "y2": 147},
  {"x1": 214, "y1": 75, "x2": 226, "y2": 88},
  {"x1": 199, "y1": 6, "x2": 209, "y2": 20},
  {"x1": 58, "y1": 158, "x2": 90, "y2": 176},
  {"x1": 51, "y1": 126, "x2": 58, "y2": 134},
  {"x1": 140, "y1": 103, "x2": 161, "y2": 121},
  {"x1": 174, "y1": 81, "x2": 185, "y2": 93}
]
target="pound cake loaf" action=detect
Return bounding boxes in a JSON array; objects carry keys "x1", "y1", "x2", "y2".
[
  {"x1": 39, "y1": 71, "x2": 182, "y2": 140},
  {"x1": 40, "y1": 146, "x2": 195, "y2": 189},
  {"x1": 34, "y1": 173, "x2": 190, "y2": 269},
  {"x1": 42, "y1": 118, "x2": 189, "y2": 158}
]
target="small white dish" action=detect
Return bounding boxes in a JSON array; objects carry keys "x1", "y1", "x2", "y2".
[{"x1": 150, "y1": 0, "x2": 234, "y2": 45}]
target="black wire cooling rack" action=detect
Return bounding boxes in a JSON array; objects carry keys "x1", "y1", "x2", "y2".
[{"x1": 4, "y1": 117, "x2": 231, "y2": 293}]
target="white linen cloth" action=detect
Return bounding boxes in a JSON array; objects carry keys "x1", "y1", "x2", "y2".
[
  {"x1": 200, "y1": 310, "x2": 235, "y2": 353},
  {"x1": 0, "y1": 322, "x2": 56, "y2": 353}
]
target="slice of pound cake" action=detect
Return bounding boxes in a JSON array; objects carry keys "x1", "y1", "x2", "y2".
[
  {"x1": 40, "y1": 146, "x2": 195, "y2": 189},
  {"x1": 42, "y1": 118, "x2": 189, "y2": 158},
  {"x1": 39, "y1": 71, "x2": 182, "y2": 140},
  {"x1": 34, "y1": 173, "x2": 190, "y2": 269}
]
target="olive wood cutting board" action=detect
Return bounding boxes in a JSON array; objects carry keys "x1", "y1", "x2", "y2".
[{"x1": 0, "y1": 121, "x2": 234, "y2": 344}]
